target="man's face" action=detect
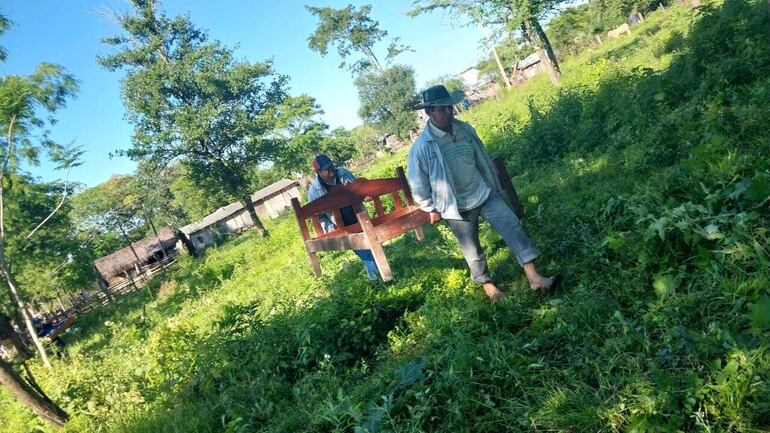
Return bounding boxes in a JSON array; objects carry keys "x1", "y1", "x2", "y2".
[
  {"x1": 426, "y1": 105, "x2": 454, "y2": 132},
  {"x1": 316, "y1": 167, "x2": 335, "y2": 183}
]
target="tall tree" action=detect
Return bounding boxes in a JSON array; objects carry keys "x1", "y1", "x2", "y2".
[
  {"x1": 355, "y1": 65, "x2": 418, "y2": 140},
  {"x1": 99, "y1": 0, "x2": 299, "y2": 237},
  {"x1": 307, "y1": 4, "x2": 417, "y2": 137},
  {"x1": 272, "y1": 95, "x2": 329, "y2": 173},
  {"x1": 410, "y1": 0, "x2": 565, "y2": 85},
  {"x1": 306, "y1": 4, "x2": 408, "y2": 75},
  {"x1": 0, "y1": 12, "x2": 72, "y2": 426}
]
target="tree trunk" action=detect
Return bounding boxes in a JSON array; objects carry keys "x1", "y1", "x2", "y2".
[
  {"x1": 491, "y1": 45, "x2": 513, "y2": 88},
  {"x1": 241, "y1": 197, "x2": 267, "y2": 237},
  {"x1": 521, "y1": 18, "x2": 562, "y2": 86},
  {"x1": 0, "y1": 358, "x2": 68, "y2": 427},
  {"x1": 0, "y1": 253, "x2": 51, "y2": 368},
  {"x1": 141, "y1": 205, "x2": 167, "y2": 272},
  {"x1": 116, "y1": 221, "x2": 144, "y2": 276},
  {"x1": 0, "y1": 309, "x2": 32, "y2": 360},
  {"x1": 176, "y1": 230, "x2": 198, "y2": 256},
  {"x1": 96, "y1": 276, "x2": 113, "y2": 302}
]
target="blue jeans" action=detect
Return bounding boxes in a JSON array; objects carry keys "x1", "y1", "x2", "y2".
[
  {"x1": 353, "y1": 250, "x2": 380, "y2": 281},
  {"x1": 444, "y1": 194, "x2": 540, "y2": 284}
]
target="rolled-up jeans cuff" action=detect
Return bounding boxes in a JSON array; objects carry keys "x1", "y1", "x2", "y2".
[
  {"x1": 516, "y1": 246, "x2": 540, "y2": 266},
  {"x1": 472, "y1": 273, "x2": 493, "y2": 285}
]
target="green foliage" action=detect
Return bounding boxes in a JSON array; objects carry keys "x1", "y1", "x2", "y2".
[
  {"x1": 475, "y1": 36, "x2": 534, "y2": 85},
  {"x1": 2, "y1": 1, "x2": 770, "y2": 432},
  {"x1": 0, "y1": 13, "x2": 9, "y2": 62},
  {"x1": 349, "y1": 124, "x2": 382, "y2": 158},
  {"x1": 423, "y1": 75, "x2": 468, "y2": 93},
  {"x1": 546, "y1": 4, "x2": 596, "y2": 56},
  {"x1": 306, "y1": 4, "x2": 408, "y2": 74},
  {"x1": 355, "y1": 65, "x2": 418, "y2": 139},
  {"x1": 3, "y1": 174, "x2": 94, "y2": 302},
  {"x1": 99, "y1": 0, "x2": 298, "y2": 217}
]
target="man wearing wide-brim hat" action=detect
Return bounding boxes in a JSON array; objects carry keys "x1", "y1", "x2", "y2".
[{"x1": 406, "y1": 85, "x2": 560, "y2": 300}]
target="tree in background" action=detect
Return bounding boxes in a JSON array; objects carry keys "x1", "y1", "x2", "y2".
[
  {"x1": 99, "y1": 0, "x2": 310, "y2": 237},
  {"x1": 272, "y1": 94, "x2": 329, "y2": 173},
  {"x1": 307, "y1": 4, "x2": 417, "y2": 139},
  {"x1": 306, "y1": 4, "x2": 409, "y2": 75},
  {"x1": 0, "y1": 12, "x2": 73, "y2": 426},
  {"x1": 355, "y1": 65, "x2": 418, "y2": 139},
  {"x1": 410, "y1": 0, "x2": 565, "y2": 85},
  {"x1": 475, "y1": 35, "x2": 533, "y2": 84},
  {"x1": 545, "y1": 4, "x2": 594, "y2": 57},
  {"x1": 133, "y1": 161, "x2": 190, "y2": 232},
  {"x1": 424, "y1": 74, "x2": 469, "y2": 93},
  {"x1": 167, "y1": 164, "x2": 231, "y2": 222},
  {"x1": 5, "y1": 175, "x2": 94, "y2": 313}
]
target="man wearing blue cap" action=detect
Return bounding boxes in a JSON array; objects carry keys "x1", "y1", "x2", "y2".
[
  {"x1": 307, "y1": 154, "x2": 380, "y2": 281},
  {"x1": 407, "y1": 85, "x2": 560, "y2": 300}
]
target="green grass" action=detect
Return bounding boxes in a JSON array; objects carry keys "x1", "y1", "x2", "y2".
[{"x1": 2, "y1": 1, "x2": 769, "y2": 431}]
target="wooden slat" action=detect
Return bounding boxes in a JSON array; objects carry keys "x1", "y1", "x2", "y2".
[
  {"x1": 316, "y1": 222, "x2": 362, "y2": 239},
  {"x1": 374, "y1": 208, "x2": 433, "y2": 243},
  {"x1": 300, "y1": 178, "x2": 402, "y2": 216},
  {"x1": 311, "y1": 215, "x2": 323, "y2": 236},
  {"x1": 373, "y1": 196, "x2": 385, "y2": 218},
  {"x1": 306, "y1": 232, "x2": 369, "y2": 252},
  {"x1": 333, "y1": 209, "x2": 345, "y2": 228},
  {"x1": 391, "y1": 191, "x2": 404, "y2": 209}
]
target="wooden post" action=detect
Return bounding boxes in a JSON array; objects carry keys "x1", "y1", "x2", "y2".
[
  {"x1": 396, "y1": 167, "x2": 415, "y2": 206},
  {"x1": 291, "y1": 197, "x2": 322, "y2": 277},
  {"x1": 357, "y1": 210, "x2": 393, "y2": 282},
  {"x1": 492, "y1": 157, "x2": 525, "y2": 219},
  {"x1": 396, "y1": 166, "x2": 426, "y2": 241}
]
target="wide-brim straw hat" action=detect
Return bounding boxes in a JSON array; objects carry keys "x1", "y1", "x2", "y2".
[{"x1": 413, "y1": 84, "x2": 465, "y2": 109}]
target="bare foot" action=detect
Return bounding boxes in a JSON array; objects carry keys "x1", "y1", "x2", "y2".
[
  {"x1": 482, "y1": 281, "x2": 505, "y2": 301},
  {"x1": 529, "y1": 275, "x2": 562, "y2": 294}
]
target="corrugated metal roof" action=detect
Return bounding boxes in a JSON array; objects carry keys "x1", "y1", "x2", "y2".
[
  {"x1": 517, "y1": 53, "x2": 541, "y2": 70},
  {"x1": 180, "y1": 179, "x2": 299, "y2": 235}
]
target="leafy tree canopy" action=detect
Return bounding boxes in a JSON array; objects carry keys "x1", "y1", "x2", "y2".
[
  {"x1": 99, "y1": 0, "x2": 319, "y2": 235},
  {"x1": 355, "y1": 65, "x2": 418, "y2": 140},
  {"x1": 306, "y1": 4, "x2": 409, "y2": 74}
]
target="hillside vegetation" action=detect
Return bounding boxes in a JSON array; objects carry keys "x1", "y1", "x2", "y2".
[{"x1": 1, "y1": 1, "x2": 768, "y2": 431}]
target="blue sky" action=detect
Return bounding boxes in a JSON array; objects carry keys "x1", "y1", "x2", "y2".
[{"x1": 1, "y1": 1, "x2": 489, "y2": 187}]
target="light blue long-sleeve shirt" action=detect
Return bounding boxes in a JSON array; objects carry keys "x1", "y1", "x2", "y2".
[
  {"x1": 406, "y1": 119, "x2": 502, "y2": 220},
  {"x1": 307, "y1": 167, "x2": 356, "y2": 233}
]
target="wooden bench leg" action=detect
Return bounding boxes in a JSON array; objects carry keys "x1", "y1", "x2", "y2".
[
  {"x1": 307, "y1": 249, "x2": 322, "y2": 278},
  {"x1": 414, "y1": 226, "x2": 425, "y2": 242},
  {"x1": 359, "y1": 214, "x2": 394, "y2": 282}
]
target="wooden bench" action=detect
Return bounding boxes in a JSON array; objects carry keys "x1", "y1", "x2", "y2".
[
  {"x1": 291, "y1": 167, "x2": 433, "y2": 282},
  {"x1": 291, "y1": 158, "x2": 524, "y2": 282}
]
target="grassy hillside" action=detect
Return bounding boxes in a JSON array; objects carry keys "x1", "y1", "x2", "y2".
[{"x1": 2, "y1": 1, "x2": 768, "y2": 431}]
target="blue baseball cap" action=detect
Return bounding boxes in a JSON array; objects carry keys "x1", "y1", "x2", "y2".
[{"x1": 312, "y1": 154, "x2": 334, "y2": 171}]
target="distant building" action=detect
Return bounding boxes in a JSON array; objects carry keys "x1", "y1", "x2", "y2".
[
  {"x1": 179, "y1": 179, "x2": 300, "y2": 254},
  {"x1": 94, "y1": 226, "x2": 178, "y2": 286},
  {"x1": 513, "y1": 53, "x2": 548, "y2": 83}
]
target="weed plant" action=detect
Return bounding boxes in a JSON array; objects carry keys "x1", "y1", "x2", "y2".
[{"x1": 1, "y1": 1, "x2": 768, "y2": 432}]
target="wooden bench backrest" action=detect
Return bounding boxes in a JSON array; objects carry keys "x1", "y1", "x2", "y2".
[{"x1": 291, "y1": 167, "x2": 415, "y2": 241}]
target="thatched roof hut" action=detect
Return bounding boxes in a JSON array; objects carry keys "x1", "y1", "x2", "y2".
[{"x1": 94, "y1": 227, "x2": 178, "y2": 284}]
